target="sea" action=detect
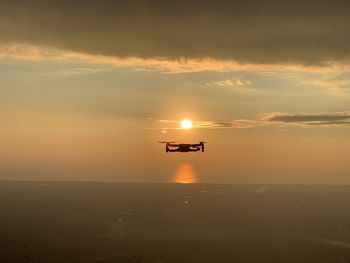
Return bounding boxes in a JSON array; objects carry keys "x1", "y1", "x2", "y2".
[{"x1": 1, "y1": 181, "x2": 350, "y2": 262}]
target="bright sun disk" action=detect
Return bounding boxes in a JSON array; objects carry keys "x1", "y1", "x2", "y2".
[{"x1": 181, "y1": 119, "x2": 192, "y2": 129}]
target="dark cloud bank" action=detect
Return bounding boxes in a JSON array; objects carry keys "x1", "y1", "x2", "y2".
[
  {"x1": 1, "y1": 0, "x2": 350, "y2": 65},
  {"x1": 266, "y1": 113, "x2": 350, "y2": 126}
]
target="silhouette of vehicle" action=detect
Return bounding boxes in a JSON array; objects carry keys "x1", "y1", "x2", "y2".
[{"x1": 159, "y1": 141, "x2": 206, "y2": 152}]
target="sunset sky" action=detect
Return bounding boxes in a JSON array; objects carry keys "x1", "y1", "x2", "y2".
[{"x1": 1, "y1": 0, "x2": 350, "y2": 184}]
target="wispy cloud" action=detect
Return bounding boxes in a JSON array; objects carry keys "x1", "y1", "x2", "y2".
[
  {"x1": 1, "y1": 43, "x2": 349, "y2": 74},
  {"x1": 316, "y1": 74, "x2": 350, "y2": 96},
  {"x1": 212, "y1": 78, "x2": 251, "y2": 88}
]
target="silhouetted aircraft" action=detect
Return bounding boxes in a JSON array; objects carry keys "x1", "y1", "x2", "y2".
[{"x1": 159, "y1": 141, "x2": 206, "y2": 152}]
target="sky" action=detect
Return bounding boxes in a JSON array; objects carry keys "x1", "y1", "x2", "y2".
[{"x1": 1, "y1": 0, "x2": 350, "y2": 184}]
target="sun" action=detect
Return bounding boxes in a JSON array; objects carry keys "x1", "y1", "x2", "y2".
[{"x1": 181, "y1": 119, "x2": 192, "y2": 129}]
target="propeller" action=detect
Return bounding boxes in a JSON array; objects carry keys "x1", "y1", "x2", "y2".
[
  {"x1": 199, "y1": 141, "x2": 207, "y2": 143},
  {"x1": 158, "y1": 141, "x2": 176, "y2": 144}
]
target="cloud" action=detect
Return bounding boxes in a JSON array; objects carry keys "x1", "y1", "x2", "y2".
[
  {"x1": 0, "y1": 43, "x2": 272, "y2": 73},
  {"x1": 212, "y1": 78, "x2": 251, "y2": 88},
  {"x1": 265, "y1": 112, "x2": 350, "y2": 126},
  {"x1": 1, "y1": 43, "x2": 345, "y2": 74},
  {"x1": 196, "y1": 120, "x2": 263, "y2": 129},
  {"x1": 302, "y1": 74, "x2": 350, "y2": 97},
  {"x1": 1, "y1": 0, "x2": 350, "y2": 66}
]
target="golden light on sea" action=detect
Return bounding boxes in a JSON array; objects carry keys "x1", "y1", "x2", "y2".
[{"x1": 174, "y1": 164, "x2": 197, "y2": 183}]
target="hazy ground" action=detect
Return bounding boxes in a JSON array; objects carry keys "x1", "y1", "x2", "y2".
[{"x1": 1, "y1": 181, "x2": 350, "y2": 262}]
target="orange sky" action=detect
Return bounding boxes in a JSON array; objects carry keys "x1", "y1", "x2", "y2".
[{"x1": 1, "y1": 0, "x2": 350, "y2": 184}]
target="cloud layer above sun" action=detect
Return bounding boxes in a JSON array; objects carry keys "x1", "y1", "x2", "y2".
[{"x1": 1, "y1": 0, "x2": 350, "y2": 66}]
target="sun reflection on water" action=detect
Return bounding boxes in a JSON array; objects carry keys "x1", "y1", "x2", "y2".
[{"x1": 174, "y1": 164, "x2": 197, "y2": 183}]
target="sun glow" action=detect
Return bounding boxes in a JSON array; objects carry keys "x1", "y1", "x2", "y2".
[{"x1": 181, "y1": 119, "x2": 192, "y2": 129}]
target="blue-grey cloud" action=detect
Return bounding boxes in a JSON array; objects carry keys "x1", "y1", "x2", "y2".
[{"x1": 266, "y1": 112, "x2": 350, "y2": 125}]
